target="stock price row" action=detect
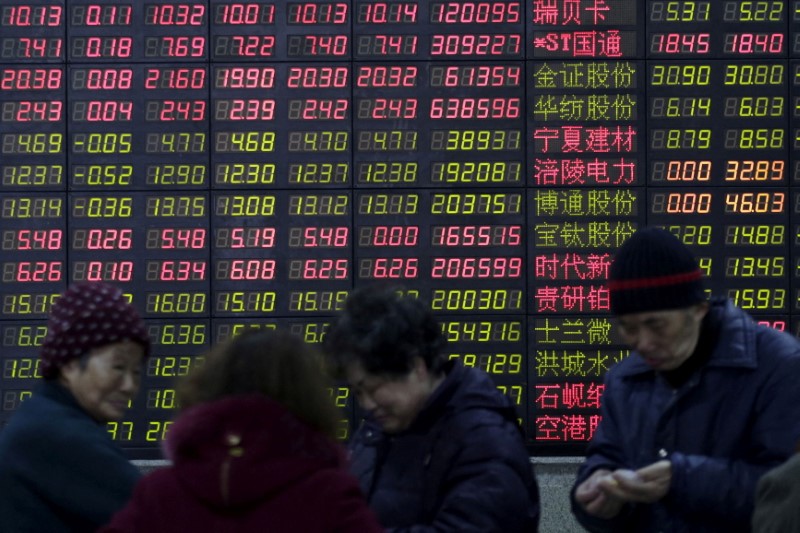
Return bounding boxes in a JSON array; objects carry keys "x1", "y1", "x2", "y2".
[
  {"x1": 3, "y1": 58, "x2": 800, "y2": 188},
  {"x1": 1, "y1": 189, "x2": 799, "y2": 316},
  {"x1": 2, "y1": 1, "x2": 800, "y2": 59}
]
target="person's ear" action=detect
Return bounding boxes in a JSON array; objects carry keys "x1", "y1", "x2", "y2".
[
  {"x1": 694, "y1": 301, "x2": 710, "y2": 320},
  {"x1": 59, "y1": 358, "x2": 82, "y2": 385}
]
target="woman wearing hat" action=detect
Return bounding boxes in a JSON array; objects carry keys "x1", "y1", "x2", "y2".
[{"x1": 0, "y1": 282, "x2": 150, "y2": 532}]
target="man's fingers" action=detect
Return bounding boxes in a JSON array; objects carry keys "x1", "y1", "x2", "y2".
[{"x1": 635, "y1": 460, "x2": 671, "y2": 481}]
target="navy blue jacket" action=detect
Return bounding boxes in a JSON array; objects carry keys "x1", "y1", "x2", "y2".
[
  {"x1": 572, "y1": 299, "x2": 800, "y2": 532},
  {"x1": 349, "y1": 360, "x2": 540, "y2": 532},
  {"x1": 0, "y1": 380, "x2": 141, "y2": 532}
]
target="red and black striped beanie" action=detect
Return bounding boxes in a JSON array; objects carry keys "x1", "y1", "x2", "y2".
[{"x1": 608, "y1": 227, "x2": 706, "y2": 315}]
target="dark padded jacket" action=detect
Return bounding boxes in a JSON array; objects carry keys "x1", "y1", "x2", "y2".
[
  {"x1": 752, "y1": 452, "x2": 800, "y2": 533},
  {"x1": 101, "y1": 395, "x2": 382, "y2": 533},
  {"x1": 0, "y1": 380, "x2": 140, "y2": 532},
  {"x1": 571, "y1": 298, "x2": 800, "y2": 532},
  {"x1": 349, "y1": 360, "x2": 540, "y2": 532}
]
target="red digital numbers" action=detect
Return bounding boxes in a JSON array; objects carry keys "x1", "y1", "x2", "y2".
[
  {"x1": 430, "y1": 2, "x2": 521, "y2": 24},
  {"x1": 360, "y1": 257, "x2": 418, "y2": 279},
  {"x1": 289, "y1": 259, "x2": 349, "y2": 280},
  {"x1": 72, "y1": 100, "x2": 133, "y2": 122},
  {"x1": 4, "y1": 101, "x2": 62, "y2": 122},
  {"x1": 217, "y1": 35, "x2": 275, "y2": 57},
  {"x1": 144, "y1": 4, "x2": 205, "y2": 26},
  {"x1": 145, "y1": 68, "x2": 206, "y2": 90},
  {"x1": 147, "y1": 228, "x2": 206, "y2": 250},
  {"x1": 72, "y1": 228, "x2": 133, "y2": 250},
  {"x1": 289, "y1": 226, "x2": 349, "y2": 248},
  {"x1": 72, "y1": 37, "x2": 131, "y2": 58},
  {"x1": 71, "y1": 5, "x2": 132, "y2": 26},
  {"x1": 72, "y1": 69, "x2": 133, "y2": 90},
  {"x1": 14, "y1": 38, "x2": 63, "y2": 59},
  {"x1": 358, "y1": 98, "x2": 417, "y2": 119},
  {"x1": 2, "y1": 5, "x2": 62, "y2": 26},
  {"x1": 287, "y1": 3, "x2": 348, "y2": 24},
  {"x1": 1, "y1": 68, "x2": 62, "y2": 90},
  {"x1": 152, "y1": 260, "x2": 207, "y2": 282},
  {"x1": 220, "y1": 259, "x2": 276, "y2": 280},
  {"x1": 757, "y1": 320, "x2": 786, "y2": 331},
  {"x1": 146, "y1": 36, "x2": 205, "y2": 58},
  {"x1": 287, "y1": 67, "x2": 349, "y2": 88},
  {"x1": 430, "y1": 97, "x2": 520, "y2": 119},
  {"x1": 3, "y1": 229, "x2": 63, "y2": 251},
  {"x1": 289, "y1": 99, "x2": 348, "y2": 120},
  {"x1": 431, "y1": 257, "x2": 522, "y2": 279},
  {"x1": 6, "y1": 262, "x2": 62, "y2": 282},
  {"x1": 357, "y1": 35, "x2": 417, "y2": 55},
  {"x1": 220, "y1": 227, "x2": 276, "y2": 248},
  {"x1": 431, "y1": 34, "x2": 521, "y2": 55},
  {"x1": 651, "y1": 33, "x2": 710, "y2": 54},
  {"x1": 432, "y1": 226, "x2": 521, "y2": 246},
  {"x1": 215, "y1": 99, "x2": 275, "y2": 121},
  {"x1": 357, "y1": 66, "x2": 416, "y2": 88},
  {"x1": 429, "y1": 65, "x2": 520, "y2": 87},
  {"x1": 358, "y1": 226, "x2": 419, "y2": 247},
  {"x1": 214, "y1": 3, "x2": 276, "y2": 24},
  {"x1": 357, "y1": 2, "x2": 417, "y2": 23},
  {"x1": 74, "y1": 261, "x2": 133, "y2": 282},
  {"x1": 725, "y1": 33, "x2": 784, "y2": 54},
  {"x1": 289, "y1": 34, "x2": 348, "y2": 56},
  {"x1": 215, "y1": 67, "x2": 275, "y2": 89},
  {"x1": 146, "y1": 100, "x2": 206, "y2": 121}
]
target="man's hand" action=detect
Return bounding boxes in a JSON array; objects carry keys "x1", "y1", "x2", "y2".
[
  {"x1": 574, "y1": 469, "x2": 626, "y2": 519},
  {"x1": 575, "y1": 460, "x2": 672, "y2": 518}
]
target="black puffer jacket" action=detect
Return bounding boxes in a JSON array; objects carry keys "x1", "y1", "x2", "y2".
[
  {"x1": 571, "y1": 299, "x2": 800, "y2": 532},
  {"x1": 349, "y1": 360, "x2": 540, "y2": 532}
]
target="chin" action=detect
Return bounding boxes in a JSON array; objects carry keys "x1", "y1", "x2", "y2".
[
  {"x1": 99, "y1": 408, "x2": 126, "y2": 422},
  {"x1": 379, "y1": 421, "x2": 404, "y2": 434}
]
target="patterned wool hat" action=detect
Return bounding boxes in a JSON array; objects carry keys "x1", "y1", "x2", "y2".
[
  {"x1": 608, "y1": 227, "x2": 706, "y2": 315},
  {"x1": 40, "y1": 282, "x2": 150, "y2": 379}
]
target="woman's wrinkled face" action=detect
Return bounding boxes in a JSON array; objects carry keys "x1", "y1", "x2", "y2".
[
  {"x1": 346, "y1": 357, "x2": 435, "y2": 434},
  {"x1": 616, "y1": 303, "x2": 708, "y2": 371},
  {"x1": 59, "y1": 340, "x2": 144, "y2": 423}
]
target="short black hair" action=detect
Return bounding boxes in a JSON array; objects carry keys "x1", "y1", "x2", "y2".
[{"x1": 324, "y1": 284, "x2": 446, "y2": 378}]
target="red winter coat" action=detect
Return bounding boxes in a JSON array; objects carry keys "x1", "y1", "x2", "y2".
[{"x1": 100, "y1": 394, "x2": 383, "y2": 533}]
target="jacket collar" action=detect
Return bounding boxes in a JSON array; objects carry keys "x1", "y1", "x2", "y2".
[{"x1": 616, "y1": 299, "x2": 757, "y2": 379}]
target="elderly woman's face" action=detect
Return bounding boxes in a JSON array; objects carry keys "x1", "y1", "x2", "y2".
[
  {"x1": 59, "y1": 340, "x2": 144, "y2": 423},
  {"x1": 345, "y1": 357, "x2": 443, "y2": 434}
]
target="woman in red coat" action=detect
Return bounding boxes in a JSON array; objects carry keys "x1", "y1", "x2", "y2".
[{"x1": 101, "y1": 329, "x2": 383, "y2": 533}]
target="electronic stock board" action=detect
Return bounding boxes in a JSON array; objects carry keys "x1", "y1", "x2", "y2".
[{"x1": 1, "y1": 0, "x2": 799, "y2": 457}]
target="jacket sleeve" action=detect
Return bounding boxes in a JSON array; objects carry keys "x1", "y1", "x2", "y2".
[
  {"x1": 322, "y1": 471, "x2": 385, "y2": 533},
  {"x1": 669, "y1": 343, "x2": 800, "y2": 524},
  {"x1": 388, "y1": 422, "x2": 539, "y2": 533},
  {"x1": 573, "y1": 337, "x2": 800, "y2": 531},
  {"x1": 751, "y1": 454, "x2": 800, "y2": 533},
  {"x1": 570, "y1": 369, "x2": 639, "y2": 533},
  {"x1": 98, "y1": 479, "x2": 147, "y2": 533},
  {"x1": 19, "y1": 418, "x2": 141, "y2": 528}
]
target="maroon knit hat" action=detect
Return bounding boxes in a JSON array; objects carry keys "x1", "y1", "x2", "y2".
[{"x1": 40, "y1": 282, "x2": 150, "y2": 379}]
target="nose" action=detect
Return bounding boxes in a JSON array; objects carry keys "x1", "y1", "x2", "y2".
[
  {"x1": 357, "y1": 390, "x2": 377, "y2": 412},
  {"x1": 633, "y1": 329, "x2": 657, "y2": 353}
]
